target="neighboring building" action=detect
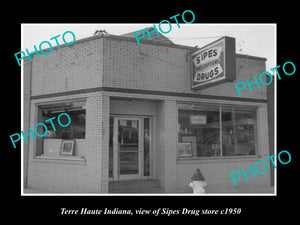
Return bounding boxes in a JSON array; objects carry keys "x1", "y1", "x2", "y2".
[{"x1": 23, "y1": 28, "x2": 274, "y2": 194}]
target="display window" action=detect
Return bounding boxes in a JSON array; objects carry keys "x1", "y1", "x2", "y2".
[
  {"x1": 35, "y1": 99, "x2": 86, "y2": 157},
  {"x1": 178, "y1": 103, "x2": 257, "y2": 158}
]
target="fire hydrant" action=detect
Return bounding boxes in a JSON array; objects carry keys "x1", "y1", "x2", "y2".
[{"x1": 189, "y1": 168, "x2": 207, "y2": 194}]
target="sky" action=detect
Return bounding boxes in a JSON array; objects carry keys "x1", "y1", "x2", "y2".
[{"x1": 22, "y1": 24, "x2": 276, "y2": 70}]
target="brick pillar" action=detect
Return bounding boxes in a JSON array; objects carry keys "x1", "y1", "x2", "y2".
[
  {"x1": 85, "y1": 93, "x2": 110, "y2": 193},
  {"x1": 100, "y1": 94, "x2": 110, "y2": 193},
  {"x1": 157, "y1": 100, "x2": 177, "y2": 193}
]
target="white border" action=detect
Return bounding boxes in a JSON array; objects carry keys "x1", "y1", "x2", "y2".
[{"x1": 21, "y1": 23, "x2": 277, "y2": 196}]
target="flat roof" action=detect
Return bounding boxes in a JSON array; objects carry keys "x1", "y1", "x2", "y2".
[{"x1": 23, "y1": 33, "x2": 267, "y2": 62}]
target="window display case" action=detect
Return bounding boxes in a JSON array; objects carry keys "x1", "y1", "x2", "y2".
[{"x1": 178, "y1": 103, "x2": 257, "y2": 158}]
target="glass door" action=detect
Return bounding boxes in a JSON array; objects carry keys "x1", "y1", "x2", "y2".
[{"x1": 114, "y1": 117, "x2": 142, "y2": 180}]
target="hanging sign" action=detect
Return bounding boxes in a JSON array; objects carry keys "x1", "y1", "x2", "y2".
[{"x1": 191, "y1": 36, "x2": 236, "y2": 89}]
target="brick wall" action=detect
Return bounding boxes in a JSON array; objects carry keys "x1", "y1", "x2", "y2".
[
  {"x1": 29, "y1": 35, "x2": 267, "y2": 100},
  {"x1": 101, "y1": 37, "x2": 270, "y2": 193},
  {"x1": 103, "y1": 37, "x2": 267, "y2": 100},
  {"x1": 156, "y1": 100, "x2": 178, "y2": 192},
  {"x1": 31, "y1": 37, "x2": 104, "y2": 97},
  {"x1": 25, "y1": 34, "x2": 270, "y2": 193},
  {"x1": 176, "y1": 158, "x2": 271, "y2": 193},
  {"x1": 201, "y1": 57, "x2": 266, "y2": 99},
  {"x1": 27, "y1": 92, "x2": 108, "y2": 193},
  {"x1": 110, "y1": 98, "x2": 158, "y2": 116},
  {"x1": 26, "y1": 36, "x2": 108, "y2": 193},
  {"x1": 175, "y1": 103, "x2": 270, "y2": 193},
  {"x1": 107, "y1": 92, "x2": 271, "y2": 193}
]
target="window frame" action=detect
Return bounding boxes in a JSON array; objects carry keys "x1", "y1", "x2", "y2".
[
  {"x1": 177, "y1": 102, "x2": 259, "y2": 159},
  {"x1": 33, "y1": 98, "x2": 87, "y2": 159}
]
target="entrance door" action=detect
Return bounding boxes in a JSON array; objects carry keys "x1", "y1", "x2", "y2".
[{"x1": 113, "y1": 117, "x2": 142, "y2": 180}]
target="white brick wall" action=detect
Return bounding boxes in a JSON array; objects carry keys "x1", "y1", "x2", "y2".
[
  {"x1": 25, "y1": 35, "x2": 270, "y2": 194},
  {"x1": 31, "y1": 38, "x2": 103, "y2": 96},
  {"x1": 103, "y1": 38, "x2": 267, "y2": 99},
  {"x1": 27, "y1": 92, "x2": 109, "y2": 193}
]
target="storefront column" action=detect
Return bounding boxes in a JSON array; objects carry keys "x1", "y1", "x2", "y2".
[
  {"x1": 100, "y1": 94, "x2": 110, "y2": 193},
  {"x1": 157, "y1": 99, "x2": 177, "y2": 193},
  {"x1": 85, "y1": 93, "x2": 109, "y2": 193},
  {"x1": 257, "y1": 105, "x2": 271, "y2": 185}
]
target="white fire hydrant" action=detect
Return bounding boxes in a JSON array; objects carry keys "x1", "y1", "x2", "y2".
[{"x1": 189, "y1": 168, "x2": 207, "y2": 194}]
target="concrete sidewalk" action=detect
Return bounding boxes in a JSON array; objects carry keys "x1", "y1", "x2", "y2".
[
  {"x1": 23, "y1": 185, "x2": 275, "y2": 195},
  {"x1": 23, "y1": 188, "x2": 53, "y2": 194},
  {"x1": 205, "y1": 184, "x2": 275, "y2": 194}
]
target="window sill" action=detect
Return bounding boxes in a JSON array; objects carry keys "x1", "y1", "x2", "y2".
[
  {"x1": 33, "y1": 155, "x2": 86, "y2": 165},
  {"x1": 177, "y1": 155, "x2": 261, "y2": 164}
]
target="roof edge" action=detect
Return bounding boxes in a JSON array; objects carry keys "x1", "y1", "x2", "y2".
[{"x1": 22, "y1": 34, "x2": 267, "y2": 62}]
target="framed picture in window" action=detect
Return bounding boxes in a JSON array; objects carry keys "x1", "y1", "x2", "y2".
[
  {"x1": 177, "y1": 142, "x2": 192, "y2": 157},
  {"x1": 60, "y1": 140, "x2": 75, "y2": 156}
]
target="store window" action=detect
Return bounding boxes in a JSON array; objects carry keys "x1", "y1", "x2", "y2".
[
  {"x1": 178, "y1": 103, "x2": 257, "y2": 158},
  {"x1": 35, "y1": 100, "x2": 86, "y2": 157}
]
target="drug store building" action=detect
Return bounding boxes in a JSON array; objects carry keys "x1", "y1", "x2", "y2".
[{"x1": 23, "y1": 29, "x2": 274, "y2": 194}]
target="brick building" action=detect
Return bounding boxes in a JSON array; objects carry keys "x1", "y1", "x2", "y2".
[{"x1": 23, "y1": 28, "x2": 274, "y2": 194}]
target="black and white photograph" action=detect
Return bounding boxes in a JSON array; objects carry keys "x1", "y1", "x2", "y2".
[
  {"x1": 4, "y1": 5, "x2": 298, "y2": 222},
  {"x1": 20, "y1": 23, "x2": 276, "y2": 195}
]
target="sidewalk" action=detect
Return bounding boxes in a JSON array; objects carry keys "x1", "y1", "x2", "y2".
[
  {"x1": 23, "y1": 188, "x2": 52, "y2": 194},
  {"x1": 205, "y1": 184, "x2": 275, "y2": 194},
  {"x1": 23, "y1": 185, "x2": 275, "y2": 195}
]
